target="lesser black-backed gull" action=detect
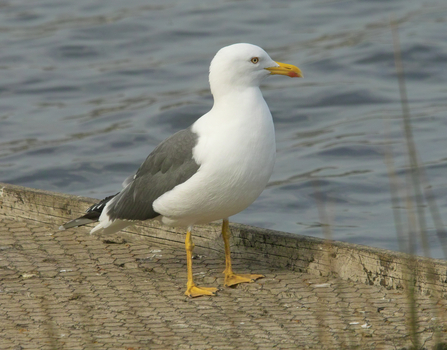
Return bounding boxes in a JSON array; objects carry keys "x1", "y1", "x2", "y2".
[{"x1": 60, "y1": 43, "x2": 302, "y2": 297}]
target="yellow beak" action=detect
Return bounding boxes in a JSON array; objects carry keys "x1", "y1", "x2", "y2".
[{"x1": 265, "y1": 61, "x2": 303, "y2": 78}]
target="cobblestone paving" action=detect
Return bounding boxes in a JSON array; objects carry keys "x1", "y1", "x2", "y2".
[{"x1": 1, "y1": 217, "x2": 446, "y2": 350}]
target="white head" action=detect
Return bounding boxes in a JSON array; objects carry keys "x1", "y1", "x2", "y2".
[{"x1": 209, "y1": 43, "x2": 302, "y2": 97}]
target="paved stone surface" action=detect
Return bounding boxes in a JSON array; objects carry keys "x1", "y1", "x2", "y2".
[{"x1": 1, "y1": 217, "x2": 447, "y2": 350}]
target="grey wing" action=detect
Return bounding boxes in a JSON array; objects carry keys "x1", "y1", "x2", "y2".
[
  {"x1": 106, "y1": 127, "x2": 200, "y2": 221},
  {"x1": 121, "y1": 174, "x2": 135, "y2": 188}
]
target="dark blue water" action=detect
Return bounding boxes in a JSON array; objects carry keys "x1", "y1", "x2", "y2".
[{"x1": 1, "y1": 0, "x2": 446, "y2": 258}]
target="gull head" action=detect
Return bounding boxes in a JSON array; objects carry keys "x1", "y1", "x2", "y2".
[{"x1": 209, "y1": 43, "x2": 302, "y2": 96}]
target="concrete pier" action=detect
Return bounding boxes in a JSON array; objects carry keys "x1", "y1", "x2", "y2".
[{"x1": 1, "y1": 183, "x2": 446, "y2": 349}]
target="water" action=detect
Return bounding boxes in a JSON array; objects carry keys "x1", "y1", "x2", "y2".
[{"x1": 1, "y1": 0, "x2": 446, "y2": 258}]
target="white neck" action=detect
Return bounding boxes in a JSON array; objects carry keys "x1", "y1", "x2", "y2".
[{"x1": 211, "y1": 86, "x2": 265, "y2": 114}]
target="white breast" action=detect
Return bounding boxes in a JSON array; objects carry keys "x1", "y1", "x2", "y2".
[{"x1": 152, "y1": 88, "x2": 276, "y2": 227}]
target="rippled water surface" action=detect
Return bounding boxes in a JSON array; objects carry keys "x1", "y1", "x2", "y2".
[{"x1": 1, "y1": 0, "x2": 447, "y2": 258}]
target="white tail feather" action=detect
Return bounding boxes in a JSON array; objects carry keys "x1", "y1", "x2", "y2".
[{"x1": 90, "y1": 219, "x2": 131, "y2": 235}]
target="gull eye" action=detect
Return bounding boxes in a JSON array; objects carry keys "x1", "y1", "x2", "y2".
[{"x1": 251, "y1": 57, "x2": 259, "y2": 64}]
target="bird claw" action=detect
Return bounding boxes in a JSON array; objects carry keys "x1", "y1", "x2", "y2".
[
  {"x1": 185, "y1": 285, "x2": 218, "y2": 298},
  {"x1": 224, "y1": 273, "x2": 264, "y2": 287}
]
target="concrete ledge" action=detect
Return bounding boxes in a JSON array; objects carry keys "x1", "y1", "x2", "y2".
[
  {"x1": 1, "y1": 182, "x2": 447, "y2": 349},
  {"x1": 1, "y1": 182, "x2": 446, "y2": 298}
]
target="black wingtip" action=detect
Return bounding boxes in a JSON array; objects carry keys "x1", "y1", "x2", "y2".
[
  {"x1": 60, "y1": 217, "x2": 97, "y2": 230},
  {"x1": 60, "y1": 193, "x2": 118, "y2": 230}
]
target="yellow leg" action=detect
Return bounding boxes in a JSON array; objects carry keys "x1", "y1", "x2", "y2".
[
  {"x1": 222, "y1": 219, "x2": 264, "y2": 287},
  {"x1": 184, "y1": 228, "x2": 218, "y2": 297}
]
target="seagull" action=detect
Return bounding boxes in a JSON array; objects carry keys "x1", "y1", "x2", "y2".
[{"x1": 60, "y1": 43, "x2": 302, "y2": 297}]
